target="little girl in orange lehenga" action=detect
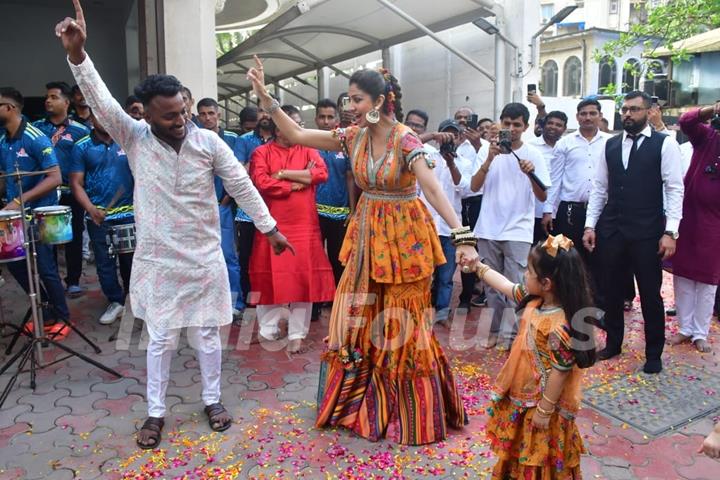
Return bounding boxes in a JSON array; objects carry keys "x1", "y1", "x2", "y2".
[{"x1": 477, "y1": 235, "x2": 597, "y2": 480}]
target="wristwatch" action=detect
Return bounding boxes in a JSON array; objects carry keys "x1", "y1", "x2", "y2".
[{"x1": 664, "y1": 230, "x2": 679, "y2": 240}]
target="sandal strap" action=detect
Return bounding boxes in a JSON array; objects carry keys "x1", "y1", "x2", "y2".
[
  {"x1": 141, "y1": 417, "x2": 164, "y2": 433},
  {"x1": 204, "y1": 402, "x2": 227, "y2": 418}
]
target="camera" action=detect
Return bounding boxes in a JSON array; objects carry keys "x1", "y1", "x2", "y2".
[
  {"x1": 467, "y1": 114, "x2": 479, "y2": 130},
  {"x1": 498, "y1": 129, "x2": 512, "y2": 152},
  {"x1": 440, "y1": 140, "x2": 456, "y2": 155}
]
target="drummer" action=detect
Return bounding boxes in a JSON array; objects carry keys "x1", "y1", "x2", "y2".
[
  {"x1": 0, "y1": 86, "x2": 70, "y2": 324},
  {"x1": 32, "y1": 81, "x2": 90, "y2": 298},
  {"x1": 69, "y1": 109, "x2": 134, "y2": 325}
]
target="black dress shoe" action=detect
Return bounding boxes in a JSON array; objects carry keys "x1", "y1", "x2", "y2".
[
  {"x1": 643, "y1": 359, "x2": 663, "y2": 374},
  {"x1": 597, "y1": 347, "x2": 621, "y2": 361}
]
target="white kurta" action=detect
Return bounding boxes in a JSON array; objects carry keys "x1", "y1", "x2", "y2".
[{"x1": 69, "y1": 55, "x2": 276, "y2": 328}]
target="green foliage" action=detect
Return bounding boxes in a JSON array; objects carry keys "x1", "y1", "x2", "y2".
[
  {"x1": 594, "y1": 0, "x2": 720, "y2": 70},
  {"x1": 216, "y1": 31, "x2": 253, "y2": 57}
]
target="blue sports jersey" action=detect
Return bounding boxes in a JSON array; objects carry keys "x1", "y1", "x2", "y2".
[
  {"x1": 32, "y1": 117, "x2": 90, "y2": 187},
  {"x1": 315, "y1": 149, "x2": 351, "y2": 220},
  {"x1": 69, "y1": 132, "x2": 134, "y2": 220},
  {"x1": 0, "y1": 120, "x2": 59, "y2": 209},
  {"x1": 234, "y1": 130, "x2": 267, "y2": 222},
  {"x1": 213, "y1": 128, "x2": 241, "y2": 202}
]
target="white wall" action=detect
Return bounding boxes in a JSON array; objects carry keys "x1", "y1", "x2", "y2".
[{"x1": 0, "y1": 2, "x2": 134, "y2": 102}]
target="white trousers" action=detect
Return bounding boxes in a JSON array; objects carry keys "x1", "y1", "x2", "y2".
[
  {"x1": 674, "y1": 275, "x2": 718, "y2": 342},
  {"x1": 146, "y1": 323, "x2": 222, "y2": 417},
  {"x1": 256, "y1": 302, "x2": 311, "y2": 341}
]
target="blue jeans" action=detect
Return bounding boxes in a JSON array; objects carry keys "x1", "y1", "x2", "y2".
[
  {"x1": 86, "y1": 217, "x2": 134, "y2": 305},
  {"x1": 7, "y1": 240, "x2": 70, "y2": 320},
  {"x1": 432, "y1": 235, "x2": 456, "y2": 322},
  {"x1": 219, "y1": 205, "x2": 244, "y2": 310}
]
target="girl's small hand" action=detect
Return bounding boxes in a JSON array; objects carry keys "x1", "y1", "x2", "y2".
[
  {"x1": 455, "y1": 244, "x2": 479, "y2": 270},
  {"x1": 532, "y1": 410, "x2": 551, "y2": 430}
]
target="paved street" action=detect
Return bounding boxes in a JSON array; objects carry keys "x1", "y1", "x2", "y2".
[{"x1": 0, "y1": 267, "x2": 718, "y2": 479}]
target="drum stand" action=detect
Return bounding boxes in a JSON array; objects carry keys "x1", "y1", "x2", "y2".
[{"x1": 0, "y1": 165, "x2": 122, "y2": 409}]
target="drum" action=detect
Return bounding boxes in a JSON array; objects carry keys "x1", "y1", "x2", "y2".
[
  {"x1": 107, "y1": 223, "x2": 136, "y2": 255},
  {"x1": 0, "y1": 212, "x2": 26, "y2": 263},
  {"x1": 33, "y1": 206, "x2": 73, "y2": 245}
]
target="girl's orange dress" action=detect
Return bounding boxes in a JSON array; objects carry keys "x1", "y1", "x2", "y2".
[
  {"x1": 315, "y1": 123, "x2": 467, "y2": 445},
  {"x1": 487, "y1": 286, "x2": 585, "y2": 480}
]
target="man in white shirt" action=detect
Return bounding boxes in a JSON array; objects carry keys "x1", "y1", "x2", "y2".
[
  {"x1": 530, "y1": 110, "x2": 567, "y2": 243},
  {"x1": 415, "y1": 119, "x2": 472, "y2": 326},
  {"x1": 549, "y1": 99, "x2": 611, "y2": 262},
  {"x1": 583, "y1": 91, "x2": 684, "y2": 374},
  {"x1": 470, "y1": 103, "x2": 551, "y2": 347}
]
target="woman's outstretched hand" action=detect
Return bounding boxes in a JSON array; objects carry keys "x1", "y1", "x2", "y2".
[
  {"x1": 247, "y1": 55, "x2": 270, "y2": 101},
  {"x1": 456, "y1": 245, "x2": 480, "y2": 272}
]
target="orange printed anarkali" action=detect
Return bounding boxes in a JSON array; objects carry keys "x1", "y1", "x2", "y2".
[
  {"x1": 487, "y1": 286, "x2": 585, "y2": 480},
  {"x1": 314, "y1": 123, "x2": 467, "y2": 445}
]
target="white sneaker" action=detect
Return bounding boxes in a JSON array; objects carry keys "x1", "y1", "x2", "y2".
[{"x1": 99, "y1": 302, "x2": 125, "y2": 325}]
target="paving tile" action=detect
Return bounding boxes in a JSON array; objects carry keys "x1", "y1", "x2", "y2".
[
  {"x1": 16, "y1": 406, "x2": 72, "y2": 433},
  {"x1": 55, "y1": 426, "x2": 114, "y2": 457},
  {"x1": 675, "y1": 455, "x2": 720, "y2": 480},
  {"x1": 0, "y1": 404, "x2": 32, "y2": 429},
  {"x1": 601, "y1": 465, "x2": 636, "y2": 480},
  {"x1": 55, "y1": 410, "x2": 109, "y2": 435},
  {"x1": 0, "y1": 467, "x2": 26, "y2": 479},
  {"x1": 0, "y1": 422, "x2": 30, "y2": 448},
  {"x1": 17, "y1": 388, "x2": 71, "y2": 413},
  {"x1": 6, "y1": 446, "x2": 73, "y2": 479},
  {"x1": 89, "y1": 377, "x2": 139, "y2": 399},
  {"x1": 93, "y1": 394, "x2": 143, "y2": 416},
  {"x1": 56, "y1": 391, "x2": 107, "y2": 416}
]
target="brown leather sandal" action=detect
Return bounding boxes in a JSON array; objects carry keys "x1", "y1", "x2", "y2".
[
  {"x1": 136, "y1": 416, "x2": 164, "y2": 450},
  {"x1": 204, "y1": 402, "x2": 233, "y2": 432}
]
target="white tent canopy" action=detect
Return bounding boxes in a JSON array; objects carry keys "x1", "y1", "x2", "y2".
[{"x1": 216, "y1": 0, "x2": 497, "y2": 101}]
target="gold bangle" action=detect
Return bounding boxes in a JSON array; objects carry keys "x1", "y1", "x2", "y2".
[
  {"x1": 13, "y1": 198, "x2": 21, "y2": 206},
  {"x1": 536, "y1": 404, "x2": 554, "y2": 416},
  {"x1": 542, "y1": 393, "x2": 557, "y2": 406},
  {"x1": 477, "y1": 264, "x2": 491, "y2": 280}
]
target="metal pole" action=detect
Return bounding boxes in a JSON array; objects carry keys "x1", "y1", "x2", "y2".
[{"x1": 374, "y1": 0, "x2": 495, "y2": 82}]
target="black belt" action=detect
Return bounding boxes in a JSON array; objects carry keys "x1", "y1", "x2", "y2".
[{"x1": 561, "y1": 200, "x2": 588, "y2": 208}]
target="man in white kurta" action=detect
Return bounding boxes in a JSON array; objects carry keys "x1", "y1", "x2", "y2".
[{"x1": 58, "y1": 0, "x2": 290, "y2": 448}]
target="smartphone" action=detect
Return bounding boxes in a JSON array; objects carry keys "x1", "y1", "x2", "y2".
[
  {"x1": 499, "y1": 129, "x2": 511, "y2": 145},
  {"x1": 527, "y1": 84, "x2": 537, "y2": 94},
  {"x1": 651, "y1": 96, "x2": 659, "y2": 106},
  {"x1": 467, "y1": 114, "x2": 479, "y2": 130},
  {"x1": 340, "y1": 96, "x2": 351, "y2": 111}
]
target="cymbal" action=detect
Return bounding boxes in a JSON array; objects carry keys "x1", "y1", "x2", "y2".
[{"x1": 0, "y1": 169, "x2": 54, "y2": 179}]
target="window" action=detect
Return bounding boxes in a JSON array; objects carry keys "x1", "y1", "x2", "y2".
[
  {"x1": 541, "y1": 4, "x2": 555, "y2": 23},
  {"x1": 622, "y1": 58, "x2": 640, "y2": 92},
  {"x1": 598, "y1": 56, "x2": 617, "y2": 91},
  {"x1": 609, "y1": 0, "x2": 619, "y2": 14},
  {"x1": 563, "y1": 56, "x2": 582, "y2": 96},
  {"x1": 541, "y1": 60, "x2": 558, "y2": 96}
]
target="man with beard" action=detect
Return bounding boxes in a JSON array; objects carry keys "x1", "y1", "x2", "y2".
[
  {"x1": 234, "y1": 99, "x2": 274, "y2": 309},
  {"x1": 530, "y1": 110, "x2": 567, "y2": 243},
  {"x1": 584, "y1": 91, "x2": 684, "y2": 374},
  {"x1": 33, "y1": 81, "x2": 90, "y2": 297},
  {"x1": 56, "y1": 0, "x2": 292, "y2": 448},
  {"x1": 70, "y1": 84, "x2": 92, "y2": 128},
  {"x1": 0, "y1": 87, "x2": 69, "y2": 325},
  {"x1": 548, "y1": 99, "x2": 610, "y2": 260}
]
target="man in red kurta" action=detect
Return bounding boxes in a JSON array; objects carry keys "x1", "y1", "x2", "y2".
[{"x1": 249, "y1": 105, "x2": 336, "y2": 353}]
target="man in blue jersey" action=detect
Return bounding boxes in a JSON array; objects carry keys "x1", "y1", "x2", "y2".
[
  {"x1": 313, "y1": 99, "x2": 354, "y2": 285},
  {"x1": 70, "y1": 84, "x2": 93, "y2": 128},
  {"x1": 69, "y1": 109, "x2": 134, "y2": 325},
  {"x1": 197, "y1": 97, "x2": 244, "y2": 318},
  {"x1": 234, "y1": 99, "x2": 274, "y2": 308},
  {"x1": 0, "y1": 87, "x2": 69, "y2": 324},
  {"x1": 33, "y1": 81, "x2": 90, "y2": 297}
]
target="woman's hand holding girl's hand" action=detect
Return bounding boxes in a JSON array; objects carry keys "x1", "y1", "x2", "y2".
[
  {"x1": 532, "y1": 409, "x2": 551, "y2": 430},
  {"x1": 456, "y1": 245, "x2": 480, "y2": 271}
]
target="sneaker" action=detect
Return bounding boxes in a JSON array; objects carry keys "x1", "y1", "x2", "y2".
[
  {"x1": 470, "y1": 293, "x2": 487, "y2": 307},
  {"x1": 99, "y1": 302, "x2": 125, "y2": 325},
  {"x1": 67, "y1": 285, "x2": 84, "y2": 298}
]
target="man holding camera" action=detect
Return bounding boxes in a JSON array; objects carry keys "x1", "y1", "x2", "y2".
[
  {"x1": 470, "y1": 103, "x2": 551, "y2": 348},
  {"x1": 667, "y1": 102, "x2": 720, "y2": 353}
]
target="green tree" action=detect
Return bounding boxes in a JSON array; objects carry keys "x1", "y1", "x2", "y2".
[
  {"x1": 594, "y1": 0, "x2": 720, "y2": 90},
  {"x1": 216, "y1": 31, "x2": 254, "y2": 57}
]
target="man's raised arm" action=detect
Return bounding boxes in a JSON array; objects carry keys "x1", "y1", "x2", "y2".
[{"x1": 56, "y1": 0, "x2": 138, "y2": 148}]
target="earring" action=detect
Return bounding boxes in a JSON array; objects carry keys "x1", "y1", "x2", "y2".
[{"x1": 366, "y1": 108, "x2": 380, "y2": 124}]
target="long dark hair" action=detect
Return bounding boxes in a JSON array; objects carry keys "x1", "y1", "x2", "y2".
[
  {"x1": 348, "y1": 69, "x2": 404, "y2": 122},
  {"x1": 518, "y1": 242, "x2": 597, "y2": 368}
]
